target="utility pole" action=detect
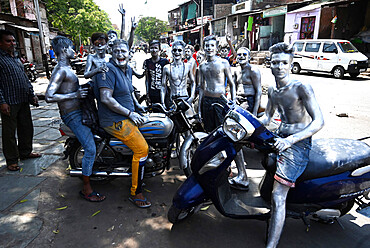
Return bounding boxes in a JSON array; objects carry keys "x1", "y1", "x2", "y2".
[
  {"x1": 200, "y1": 0, "x2": 203, "y2": 49},
  {"x1": 33, "y1": 0, "x2": 50, "y2": 79}
]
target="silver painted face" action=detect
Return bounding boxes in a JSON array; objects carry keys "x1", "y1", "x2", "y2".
[
  {"x1": 184, "y1": 48, "x2": 192, "y2": 59},
  {"x1": 66, "y1": 45, "x2": 75, "y2": 59},
  {"x1": 236, "y1": 48, "x2": 249, "y2": 65},
  {"x1": 204, "y1": 40, "x2": 217, "y2": 57},
  {"x1": 149, "y1": 44, "x2": 160, "y2": 57},
  {"x1": 219, "y1": 47, "x2": 229, "y2": 58},
  {"x1": 108, "y1": 33, "x2": 117, "y2": 46},
  {"x1": 271, "y1": 53, "x2": 292, "y2": 80},
  {"x1": 172, "y1": 44, "x2": 184, "y2": 60},
  {"x1": 93, "y1": 39, "x2": 107, "y2": 55},
  {"x1": 112, "y1": 43, "x2": 129, "y2": 68}
]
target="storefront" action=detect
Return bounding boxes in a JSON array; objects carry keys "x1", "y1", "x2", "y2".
[{"x1": 284, "y1": 3, "x2": 322, "y2": 44}]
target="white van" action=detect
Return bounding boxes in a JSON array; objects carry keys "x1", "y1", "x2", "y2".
[{"x1": 291, "y1": 39, "x2": 368, "y2": 79}]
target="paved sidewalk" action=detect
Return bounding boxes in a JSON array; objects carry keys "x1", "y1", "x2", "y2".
[{"x1": 0, "y1": 75, "x2": 85, "y2": 247}]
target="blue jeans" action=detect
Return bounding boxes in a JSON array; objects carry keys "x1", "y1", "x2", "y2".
[
  {"x1": 61, "y1": 110, "x2": 96, "y2": 176},
  {"x1": 274, "y1": 137, "x2": 312, "y2": 187}
]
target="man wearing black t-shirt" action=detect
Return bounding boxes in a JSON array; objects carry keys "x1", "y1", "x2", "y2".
[{"x1": 143, "y1": 40, "x2": 169, "y2": 106}]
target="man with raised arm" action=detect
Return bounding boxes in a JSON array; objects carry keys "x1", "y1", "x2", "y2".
[
  {"x1": 46, "y1": 36, "x2": 105, "y2": 202},
  {"x1": 161, "y1": 40, "x2": 195, "y2": 106},
  {"x1": 260, "y1": 43, "x2": 324, "y2": 248}
]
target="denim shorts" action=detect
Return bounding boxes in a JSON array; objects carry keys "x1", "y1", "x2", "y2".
[
  {"x1": 61, "y1": 110, "x2": 96, "y2": 176},
  {"x1": 274, "y1": 137, "x2": 312, "y2": 187}
]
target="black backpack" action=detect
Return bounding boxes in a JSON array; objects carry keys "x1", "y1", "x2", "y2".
[{"x1": 80, "y1": 82, "x2": 100, "y2": 132}]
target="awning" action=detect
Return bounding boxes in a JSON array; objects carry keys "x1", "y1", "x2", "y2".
[
  {"x1": 8, "y1": 23, "x2": 39, "y2": 32},
  {"x1": 0, "y1": 20, "x2": 12, "y2": 25},
  {"x1": 288, "y1": 3, "x2": 324, "y2": 14},
  {"x1": 190, "y1": 26, "x2": 200, "y2": 33}
]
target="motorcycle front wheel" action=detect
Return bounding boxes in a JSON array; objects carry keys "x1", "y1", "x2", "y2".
[
  {"x1": 69, "y1": 141, "x2": 116, "y2": 183},
  {"x1": 168, "y1": 205, "x2": 195, "y2": 224}
]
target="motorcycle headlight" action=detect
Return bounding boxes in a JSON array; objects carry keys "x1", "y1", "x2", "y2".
[
  {"x1": 223, "y1": 110, "x2": 255, "y2": 142},
  {"x1": 223, "y1": 117, "x2": 246, "y2": 142},
  {"x1": 349, "y1": 60, "x2": 357, "y2": 65}
]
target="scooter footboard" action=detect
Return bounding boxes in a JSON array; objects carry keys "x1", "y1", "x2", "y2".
[{"x1": 173, "y1": 174, "x2": 207, "y2": 209}]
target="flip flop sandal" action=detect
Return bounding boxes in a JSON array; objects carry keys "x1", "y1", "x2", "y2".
[
  {"x1": 7, "y1": 164, "x2": 20, "y2": 171},
  {"x1": 79, "y1": 191, "x2": 106, "y2": 202},
  {"x1": 20, "y1": 153, "x2": 42, "y2": 160},
  {"x1": 129, "y1": 197, "x2": 152, "y2": 208}
]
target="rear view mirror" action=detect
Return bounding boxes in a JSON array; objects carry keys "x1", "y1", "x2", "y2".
[{"x1": 333, "y1": 48, "x2": 338, "y2": 54}]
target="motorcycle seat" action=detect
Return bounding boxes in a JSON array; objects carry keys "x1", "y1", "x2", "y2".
[
  {"x1": 263, "y1": 138, "x2": 370, "y2": 181},
  {"x1": 300, "y1": 138, "x2": 370, "y2": 181}
]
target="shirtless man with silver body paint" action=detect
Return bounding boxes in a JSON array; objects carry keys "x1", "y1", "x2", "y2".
[
  {"x1": 259, "y1": 43, "x2": 324, "y2": 248},
  {"x1": 198, "y1": 35, "x2": 249, "y2": 190},
  {"x1": 46, "y1": 36, "x2": 105, "y2": 202},
  {"x1": 161, "y1": 40, "x2": 196, "y2": 106},
  {"x1": 228, "y1": 47, "x2": 262, "y2": 189},
  {"x1": 84, "y1": 32, "x2": 110, "y2": 79},
  {"x1": 233, "y1": 47, "x2": 262, "y2": 116}
]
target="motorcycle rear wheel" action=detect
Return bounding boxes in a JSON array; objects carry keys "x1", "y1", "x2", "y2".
[
  {"x1": 168, "y1": 205, "x2": 195, "y2": 224},
  {"x1": 69, "y1": 141, "x2": 116, "y2": 183}
]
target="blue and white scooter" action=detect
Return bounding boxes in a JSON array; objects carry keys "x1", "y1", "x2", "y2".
[{"x1": 168, "y1": 99, "x2": 370, "y2": 230}]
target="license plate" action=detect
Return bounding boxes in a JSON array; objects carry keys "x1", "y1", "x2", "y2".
[{"x1": 360, "y1": 69, "x2": 366, "y2": 72}]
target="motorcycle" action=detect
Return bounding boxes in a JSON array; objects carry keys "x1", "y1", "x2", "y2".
[
  {"x1": 168, "y1": 97, "x2": 370, "y2": 233},
  {"x1": 70, "y1": 56, "x2": 87, "y2": 75},
  {"x1": 24, "y1": 62, "x2": 37, "y2": 82},
  {"x1": 59, "y1": 98, "x2": 207, "y2": 181},
  {"x1": 264, "y1": 55, "x2": 271, "y2": 68}
]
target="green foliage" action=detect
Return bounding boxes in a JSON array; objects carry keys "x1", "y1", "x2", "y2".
[
  {"x1": 45, "y1": 0, "x2": 114, "y2": 45},
  {"x1": 136, "y1": 17, "x2": 169, "y2": 43}
]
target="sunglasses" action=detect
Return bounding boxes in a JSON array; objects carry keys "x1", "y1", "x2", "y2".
[
  {"x1": 173, "y1": 49, "x2": 183, "y2": 52},
  {"x1": 237, "y1": 53, "x2": 248, "y2": 56},
  {"x1": 94, "y1": 40, "x2": 107, "y2": 47}
]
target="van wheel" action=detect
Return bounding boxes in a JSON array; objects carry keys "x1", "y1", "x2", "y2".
[
  {"x1": 291, "y1": 63, "x2": 301, "y2": 74},
  {"x1": 333, "y1": 67, "x2": 344, "y2": 79},
  {"x1": 349, "y1": 73, "x2": 360, "y2": 78}
]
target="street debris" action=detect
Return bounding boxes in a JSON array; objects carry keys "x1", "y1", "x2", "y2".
[
  {"x1": 91, "y1": 210, "x2": 101, "y2": 217},
  {"x1": 107, "y1": 225, "x2": 115, "y2": 232},
  {"x1": 336, "y1": 113, "x2": 349, "y2": 117},
  {"x1": 53, "y1": 230, "x2": 59, "y2": 234},
  {"x1": 56, "y1": 206, "x2": 68, "y2": 210},
  {"x1": 19, "y1": 199, "x2": 28, "y2": 203}
]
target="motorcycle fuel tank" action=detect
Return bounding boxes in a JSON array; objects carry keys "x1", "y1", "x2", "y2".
[{"x1": 139, "y1": 113, "x2": 174, "y2": 139}]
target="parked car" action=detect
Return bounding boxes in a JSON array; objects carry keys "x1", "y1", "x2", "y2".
[{"x1": 291, "y1": 39, "x2": 368, "y2": 79}]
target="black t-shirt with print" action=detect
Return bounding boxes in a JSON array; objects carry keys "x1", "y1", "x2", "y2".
[{"x1": 143, "y1": 57, "x2": 169, "y2": 103}]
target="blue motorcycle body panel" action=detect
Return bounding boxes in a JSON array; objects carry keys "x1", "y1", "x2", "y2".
[{"x1": 173, "y1": 174, "x2": 207, "y2": 209}]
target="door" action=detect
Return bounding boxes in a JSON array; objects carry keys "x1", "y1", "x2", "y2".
[
  {"x1": 301, "y1": 42, "x2": 321, "y2": 71},
  {"x1": 318, "y1": 42, "x2": 339, "y2": 72},
  {"x1": 300, "y1": 17, "x2": 316, "y2": 39},
  {"x1": 24, "y1": 38, "x2": 34, "y2": 62}
]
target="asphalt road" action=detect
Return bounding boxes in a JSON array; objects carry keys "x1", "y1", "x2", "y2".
[{"x1": 8, "y1": 52, "x2": 370, "y2": 248}]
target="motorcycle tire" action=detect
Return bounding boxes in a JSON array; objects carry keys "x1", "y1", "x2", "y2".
[
  {"x1": 27, "y1": 72, "x2": 37, "y2": 82},
  {"x1": 68, "y1": 140, "x2": 115, "y2": 183},
  {"x1": 180, "y1": 132, "x2": 208, "y2": 177},
  {"x1": 168, "y1": 205, "x2": 195, "y2": 224}
]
